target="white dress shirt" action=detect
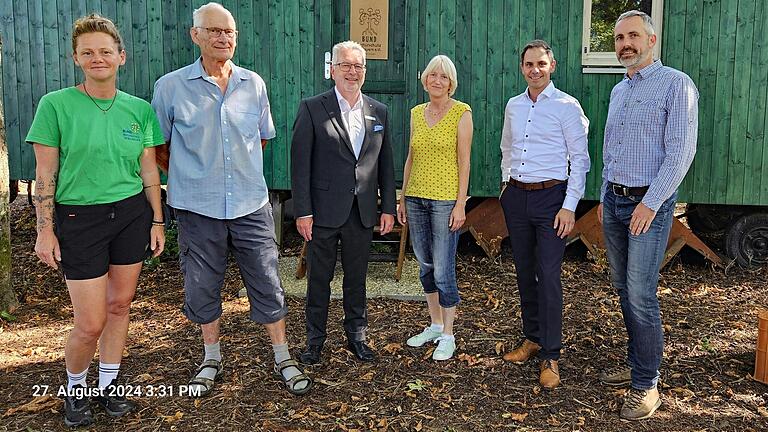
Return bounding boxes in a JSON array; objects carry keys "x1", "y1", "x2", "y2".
[
  {"x1": 335, "y1": 87, "x2": 365, "y2": 159},
  {"x1": 499, "y1": 81, "x2": 590, "y2": 211}
]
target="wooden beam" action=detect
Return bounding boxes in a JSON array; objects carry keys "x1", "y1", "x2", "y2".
[
  {"x1": 0, "y1": 35, "x2": 18, "y2": 312},
  {"x1": 465, "y1": 199, "x2": 725, "y2": 268}
]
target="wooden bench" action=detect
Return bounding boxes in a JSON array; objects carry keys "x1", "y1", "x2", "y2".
[{"x1": 295, "y1": 220, "x2": 409, "y2": 281}]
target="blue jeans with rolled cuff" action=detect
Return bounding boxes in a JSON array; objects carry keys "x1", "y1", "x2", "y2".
[
  {"x1": 405, "y1": 197, "x2": 461, "y2": 308},
  {"x1": 602, "y1": 190, "x2": 676, "y2": 390}
]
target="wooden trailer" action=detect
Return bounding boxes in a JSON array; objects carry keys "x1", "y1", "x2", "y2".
[{"x1": 2, "y1": 0, "x2": 767, "y2": 265}]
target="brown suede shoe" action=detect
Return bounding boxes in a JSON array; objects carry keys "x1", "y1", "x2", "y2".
[
  {"x1": 502, "y1": 339, "x2": 540, "y2": 364},
  {"x1": 539, "y1": 359, "x2": 560, "y2": 389}
]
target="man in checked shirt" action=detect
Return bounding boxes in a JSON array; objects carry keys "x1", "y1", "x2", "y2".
[{"x1": 597, "y1": 10, "x2": 698, "y2": 420}]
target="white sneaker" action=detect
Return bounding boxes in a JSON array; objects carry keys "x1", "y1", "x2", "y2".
[
  {"x1": 407, "y1": 327, "x2": 442, "y2": 347},
  {"x1": 432, "y1": 335, "x2": 456, "y2": 361}
]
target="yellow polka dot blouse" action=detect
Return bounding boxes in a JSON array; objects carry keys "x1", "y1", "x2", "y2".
[{"x1": 404, "y1": 100, "x2": 471, "y2": 200}]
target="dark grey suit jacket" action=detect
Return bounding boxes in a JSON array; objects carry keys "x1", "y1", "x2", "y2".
[{"x1": 290, "y1": 88, "x2": 396, "y2": 229}]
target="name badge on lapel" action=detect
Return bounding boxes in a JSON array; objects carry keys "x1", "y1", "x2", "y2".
[
  {"x1": 373, "y1": 124, "x2": 384, "y2": 132},
  {"x1": 365, "y1": 115, "x2": 376, "y2": 121}
]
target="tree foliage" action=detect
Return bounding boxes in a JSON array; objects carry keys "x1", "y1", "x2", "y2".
[{"x1": 589, "y1": 0, "x2": 653, "y2": 52}]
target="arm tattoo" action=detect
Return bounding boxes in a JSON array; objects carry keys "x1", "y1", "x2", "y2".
[{"x1": 34, "y1": 174, "x2": 58, "y2": 233}]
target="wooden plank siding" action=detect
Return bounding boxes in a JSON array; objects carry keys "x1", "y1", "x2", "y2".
[
  {"x1": 752, "y1": 0, "x2": 768, "y2": 203},
  {"x1": 744, "y1": 0, "x2": 768, "y2": 203},
  {"x1": 12, "y1": 0, "x2": 34, "y2": 178},
  {"x1": 1, "y1": 0, "x2": 767, "y2": 206}
]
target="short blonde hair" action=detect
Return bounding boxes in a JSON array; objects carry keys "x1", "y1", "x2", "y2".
[
  {"x1": 72, "y1": 14, "x2": 124, "y2": 52},
  {"x1": 421, "y1": 55, "x2": 458, "y2": 96}
]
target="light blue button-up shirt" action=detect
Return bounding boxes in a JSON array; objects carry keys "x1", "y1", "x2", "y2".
[
  {"x1": 500, "y1": 82, "x2": 591, "y2": 211},
  {"x1": 601, "y1": 60, "x2": 698, "y2": 211},
  {"x1": 152, "y1": 58, "x2": 276, "y2": 219}
]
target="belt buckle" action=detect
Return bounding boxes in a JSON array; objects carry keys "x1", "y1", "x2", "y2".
[{"x1": 612, "y1": 183, "x2": 627, "y2": 196}]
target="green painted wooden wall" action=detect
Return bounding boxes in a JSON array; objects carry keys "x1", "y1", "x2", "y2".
[{"x1": 2, "y1": 0, "x2": 767, "y2": 205}]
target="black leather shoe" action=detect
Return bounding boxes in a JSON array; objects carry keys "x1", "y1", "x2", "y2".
[
  {"x1": 299, "y1": 345, "x2": 323, "y2": 365},
  {"x1": 347, "y1": 341, "x2": 376, "y2": 362}
]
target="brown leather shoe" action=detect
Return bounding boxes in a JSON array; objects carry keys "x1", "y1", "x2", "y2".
[
  {"x1": 539, "y1": 359, "x2": 560, "y2": 389},
  {"x1": 502, "y1": 339, "x2": 540, "y2": 364}
]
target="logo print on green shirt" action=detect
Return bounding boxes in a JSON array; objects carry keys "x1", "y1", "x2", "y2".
[{"x1": 122, "y1": 122, "x2": 142, "y2": 142}]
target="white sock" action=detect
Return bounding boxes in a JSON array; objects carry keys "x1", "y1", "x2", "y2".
[
  {"x1": 439, "y1": 333, "x2": 455, "y2": 341},
  {"x1": 67, "y1": 368, "x2": 88, "y2": 391},
  {"x1": 98, "y1": 362, "x2": 120, "y2": 389},
  {"x1": 429, "y1": 323, "x2": 444, "y2": 333}
]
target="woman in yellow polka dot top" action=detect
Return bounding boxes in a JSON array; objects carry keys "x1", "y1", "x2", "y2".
[{"x1": 397, "y1": 55, "x2": 473, "y2": 361}]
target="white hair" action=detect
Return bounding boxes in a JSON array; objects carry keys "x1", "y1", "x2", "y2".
[
  {"x1": 331, "y1": 40, "x2": 366, "y2": 64},
  {"x1": 192, "y1": 2, "x2": 234, "y2": 28}
]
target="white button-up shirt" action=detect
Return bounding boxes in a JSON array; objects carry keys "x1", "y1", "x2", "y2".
[
  {"x1": 500, "y1": 81, "x2": 590, "y2": 211},
  {"x1": 334, "y1": 87, "x2": 365, "y2": 159}
]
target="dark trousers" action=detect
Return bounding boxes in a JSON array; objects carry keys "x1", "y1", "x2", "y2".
[
  {"x1": 305, "y1": 199, "x2": 373, "y2": 345},
  {"x1": 500, "y1": 183, "x2": 567, "y2": 360}
]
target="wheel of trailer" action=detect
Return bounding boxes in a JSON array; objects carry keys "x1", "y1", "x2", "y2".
[
  {"x1": 725, "y1": 213, "x2": 768, "y2": 267},
  {"x1": 686, "y1": 204, "x2": 731, "y2": 234}
]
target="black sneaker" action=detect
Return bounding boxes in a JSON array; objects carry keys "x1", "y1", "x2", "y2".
[
  {"x1": 93, "y1": 379, "x2": 136, "y2": 417},
  {"x1": 63, "y1": 385, "x2": 94, "y2": 427}
]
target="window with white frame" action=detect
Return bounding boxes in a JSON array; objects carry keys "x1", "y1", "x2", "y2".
[{"x1": 582, "y1": 0, "x2": 664, "y2": 72}]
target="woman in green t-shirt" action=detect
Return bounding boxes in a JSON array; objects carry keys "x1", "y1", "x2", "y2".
[{"x1": 26, "y1": 14, "x2": 165, "y2": 427}]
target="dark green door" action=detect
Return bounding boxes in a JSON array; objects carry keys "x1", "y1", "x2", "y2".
[{"x1": 332, "y1": 0, "x2": 410, "y2": 184}]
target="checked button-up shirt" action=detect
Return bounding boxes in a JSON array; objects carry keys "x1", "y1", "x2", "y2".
[{"x1": 601, "y1": 60, "x2": 698, "y2": 211}]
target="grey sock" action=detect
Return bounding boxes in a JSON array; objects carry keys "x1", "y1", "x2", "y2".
[
  {"x1": 191, "y1": 342, "x2": 222, "y2": 391},
  {"x1": 273, "y1": 343, "x2": 308, "y2": 391},
  {"x1": 204, "y1": 342, "x2": 222, "y2": 362}
]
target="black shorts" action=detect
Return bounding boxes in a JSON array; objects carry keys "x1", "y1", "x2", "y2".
[{"x1": 55, "y1": 192, "x2": 152, "y2": 280}]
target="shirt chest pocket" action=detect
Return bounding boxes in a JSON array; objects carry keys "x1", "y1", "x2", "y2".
[
  {"x1": 229, "y1": 110, "x2": 262, "y2": 140},
  {"x1": 628, "y1": 99, "x2": 666, "y2": 126}
]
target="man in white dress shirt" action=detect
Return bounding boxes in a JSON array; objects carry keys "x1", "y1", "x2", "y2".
[{"x1": 499, "y1": 40, "x2": 590, "y2": 389}]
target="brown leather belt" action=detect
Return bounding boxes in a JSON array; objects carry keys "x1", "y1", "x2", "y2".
[
  {"x1": 609, "y1": 182, "x2": 649, "y2": 197},
  {"x1": 507, "y1": 178, "x2": 565, "y2": 191}
]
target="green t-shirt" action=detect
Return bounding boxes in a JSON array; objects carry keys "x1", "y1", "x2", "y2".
[{"x1": 25, "y1": 87, "x2": 165, "y2": 205}]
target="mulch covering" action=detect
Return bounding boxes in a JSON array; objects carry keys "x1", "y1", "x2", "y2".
[{"x1": 2, "y1": 199, "x2": 767, "y2": 432}]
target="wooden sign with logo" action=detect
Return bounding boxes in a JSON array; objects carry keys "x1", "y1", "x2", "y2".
[{"x1": 350, "y1": 0, "x2": 388, "y2": 60}]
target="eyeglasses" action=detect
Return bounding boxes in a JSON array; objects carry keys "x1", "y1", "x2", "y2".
[
  {"x1": 196, "y1": 27, "x2": 238, "y2": 39},
  {"x1": 334, "y1": 62, "x2": 366, "y2": 72}
]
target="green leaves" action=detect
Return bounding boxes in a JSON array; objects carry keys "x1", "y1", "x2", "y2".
[{"x1": 406, "y1": 379, "x2": 427, "y2": 392}]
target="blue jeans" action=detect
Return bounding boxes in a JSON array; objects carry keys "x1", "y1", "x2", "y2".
[
  {"x1": 602, "y1": 190, "x2": 676, "y2": 390},
  {"x1": 405, "y1": 197, "x2": 460, "y2": 308}
]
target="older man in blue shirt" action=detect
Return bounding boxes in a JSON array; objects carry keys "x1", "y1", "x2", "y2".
[
  {"x1": 597, "y1": 10, "x2": 697, "y2": 421},
  {"x1": 151, "y1": 2, "x2": 311, "y2": 397},
  {"x1": 499, "y1": 40, "x2": 590, "y2": 390}
]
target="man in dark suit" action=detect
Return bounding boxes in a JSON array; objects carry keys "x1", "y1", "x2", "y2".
[{"x1": 291, "y1": 41, "x2": 396, "y2": 364}]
